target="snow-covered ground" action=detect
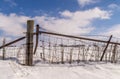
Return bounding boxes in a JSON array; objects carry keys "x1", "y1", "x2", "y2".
[{"x1": 0, "y1": 60, "x2": 120, "y2": 79}]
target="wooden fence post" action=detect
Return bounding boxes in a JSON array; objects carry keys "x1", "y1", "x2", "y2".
[
  {"x1": 42, "y1": 40, "x2": 45, "y2": 61},
  {"x1": 2, "y1": 38, "x2": 6, "y2": 60},
  {"x1": 69, "y1": 47, "x2": 73, "y2": 64},
  {"x1": 111, "y1": 44, "x2": 117, "y2": 63},
  {"x1": 77, "y1": 46, "x2": 81, "y2": 63},
  {"x1": 61, "y1": 45, "x2": 64, "y2": 64},
  {"x1": 26, "y1": 20, "x2": 34, "y2": 66}
]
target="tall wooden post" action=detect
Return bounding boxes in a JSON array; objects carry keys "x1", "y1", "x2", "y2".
[{"x1": 26, "y1": 20, "x2": 34, "y2": 66}]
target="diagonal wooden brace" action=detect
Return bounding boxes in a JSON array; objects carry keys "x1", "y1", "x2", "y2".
[{"x1": 100, "y1": 35, "x2": 112, "y2": 61}]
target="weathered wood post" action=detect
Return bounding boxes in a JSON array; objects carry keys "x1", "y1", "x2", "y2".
[
  {"x1": 69, "y1": 47, "x2": 73, "y2": 64},
  {"x1": 111, "y1": 44, "x2": 117, "y2": 63},
  {"x1": 77, "y1": 46, "x2": 81, "y2": 63},
  {"x1": 2, "y1": 38, "x2": 6, "y2": 60},
  {"x1": 26, "y1": 20, "x2": 34, "y2": 66},
  {"x1": 61, "y1": 45, "x2": 64, "y2": 64},
  {"x1": 42, "y1": 40, "x2": 45, "y2": 61}
]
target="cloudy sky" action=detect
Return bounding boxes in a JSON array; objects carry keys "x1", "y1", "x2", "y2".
[{"x1": 0, "y1": 0, "x2": 120, "y2": 42}]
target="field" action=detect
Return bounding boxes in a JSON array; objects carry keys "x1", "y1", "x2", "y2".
[{"x1": 0, "y1": 59, "x2": 120, "y2": 79}]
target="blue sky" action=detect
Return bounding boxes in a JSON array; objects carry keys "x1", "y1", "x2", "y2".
[
  {"x1": 0, "y1": 0, "x2": 119, "y2": 16},
  {"x1": 0, "y1": 0, "x2": 120, "y2": 42}
]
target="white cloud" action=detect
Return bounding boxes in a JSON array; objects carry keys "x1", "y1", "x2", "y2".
[
  {"x1": 35, "y1": 7, "x2": 111, "y2": 35},
  {"x1": 103, "y1": 24, "x2": 120, "y2": 37},
  {"x1": 77, "y1": 0, "x2": 99, "y2": 7},
  {"x1": 108, "y1": 4, "x2": 120, "y2": 9},
  {"x1": 4, "y1": 0, "x2": 17, "y2": 7},
  {"x1": 60, "y1": 10, "x2": 73, "y2": 18},
  {"x1": 0, "y1": 13, "x2": 30, "y2": 37},
  {"x1": 0, "y1": 7, "x2": 111, "y2": 41}
]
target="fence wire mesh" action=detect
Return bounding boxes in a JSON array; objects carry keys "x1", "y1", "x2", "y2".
[{"x1": 0, "y1": 34, "x2": 120, "y2": 65}]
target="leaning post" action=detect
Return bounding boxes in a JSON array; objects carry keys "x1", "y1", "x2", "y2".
[
  {"x1": 100, "y1": 35, "x2": 112, "y2": 61},
  {"x1": 26, "y1": 20, "x2": 34, "y2": 66}
]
